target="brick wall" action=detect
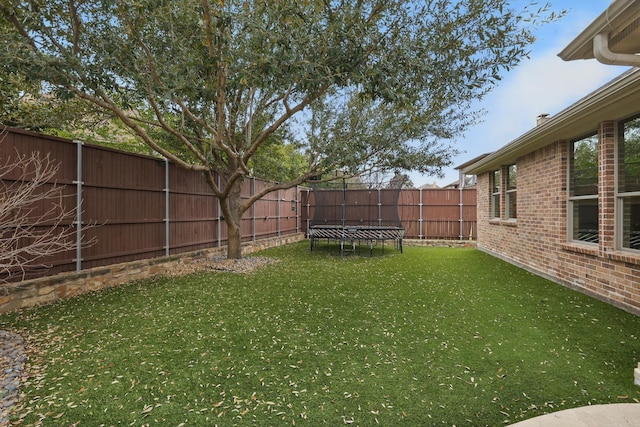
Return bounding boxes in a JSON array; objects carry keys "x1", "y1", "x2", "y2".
[
  {"x1": 0, "y1": 233, "x2": 305, "y2": 313},
  {"x1": 475, "y1": 125, "x2": 640, "y2": 316}
]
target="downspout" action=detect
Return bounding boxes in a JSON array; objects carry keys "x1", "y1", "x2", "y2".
[{"x1": 593, "y1": 32, "x2": 640, "y2": 67}]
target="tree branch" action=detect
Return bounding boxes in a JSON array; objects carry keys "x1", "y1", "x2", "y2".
[
  {"x1": 243, "y1": 83, "x2": 331, "y2": 165},
  {"x1": 69, "y1": 0, "x2": 82, "y2": 56},
  {"x1": 71, "y1": 87, "x2": 207, "y2": 171}
]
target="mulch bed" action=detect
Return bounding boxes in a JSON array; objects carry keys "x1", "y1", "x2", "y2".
[{"x1": 166, "y1": 256, "x2": 278, "y2": 276}]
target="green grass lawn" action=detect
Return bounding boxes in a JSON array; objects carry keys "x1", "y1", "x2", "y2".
[{"x1": 2, "y1": 243, "x2": 639, "y2": 426}]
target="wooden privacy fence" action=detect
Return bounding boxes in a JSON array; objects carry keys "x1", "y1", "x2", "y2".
[
  {"x1": 300, "y1": 187, "x2": 477, "y2": 241},
  {"x1": 1, "y1": 127, "x2": 476, "y2": 283},
  {"x1": 1, "y1": 127, "x2": 300, "y2": 282},
  {"x1": 399, "y1": 188, "x2": 477, "y2": 240}
]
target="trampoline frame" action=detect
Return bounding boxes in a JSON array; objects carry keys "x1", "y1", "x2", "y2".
[{"x1": 309, "y1": 224, "x2": 403, "y2": 255}]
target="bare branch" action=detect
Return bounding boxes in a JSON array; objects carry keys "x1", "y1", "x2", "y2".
[{"x1": 0, "y1": 131, "x2": 96, "y2": 282}]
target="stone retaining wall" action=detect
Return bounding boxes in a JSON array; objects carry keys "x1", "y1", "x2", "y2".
[
  {"x1": 0, "y1": 235, "x2": 476, "y2": 313},
  {"x1": 0, "y1": 233, "x2": 305, "y2": 313},
  {"x1": 404, "y1": 239, "x2": 477, "y2": 248}
]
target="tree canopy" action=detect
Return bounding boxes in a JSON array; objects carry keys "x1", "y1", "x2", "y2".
[{"x1": 0, "y1": 0, "x2": 562, "y2": 257}]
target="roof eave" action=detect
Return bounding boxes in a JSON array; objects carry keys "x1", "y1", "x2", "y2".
[
  {"x1": 463, "y1": 68, "x2": 640, "y2": 176},
  {"x1": 558, "y1": 0, "x2": 640, "y2": 61}
]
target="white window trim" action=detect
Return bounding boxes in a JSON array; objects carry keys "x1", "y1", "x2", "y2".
[
  {"x1": 616, "y1": 192, "x2": 640, "y2": 253},
  {"x1": 491, "y1": 170, "x2": 500, "y2": 219},
  {"x1": 506, "y1": 164, "x2": 517, "y2": 220},
  {"x1": 615, "y1": 117, "x2": 640, "y2": 253},
  {"x1": 568, "y1": 195, "x2": 599, "y2": 246},
  {"x1": 568, "y1": 136, "x2": 599, "y2": 246}
]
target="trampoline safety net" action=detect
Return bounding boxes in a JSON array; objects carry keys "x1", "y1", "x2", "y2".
[{"x1": 309, "y1": 182, "x2": 404, "y2": 255}]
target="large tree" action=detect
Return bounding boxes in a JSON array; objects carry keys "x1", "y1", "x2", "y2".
[{"x1": 0, "y1": 0, "x2": 561, "y2": 258}]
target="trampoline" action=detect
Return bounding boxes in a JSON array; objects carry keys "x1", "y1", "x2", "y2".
[{"x1": 308, "y1": 182, "x2": 404, "y2": 256}]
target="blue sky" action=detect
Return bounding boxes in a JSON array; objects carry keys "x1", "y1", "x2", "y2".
[{"x1": 410, "y1": 0, "x2": 626, "y2": 188}]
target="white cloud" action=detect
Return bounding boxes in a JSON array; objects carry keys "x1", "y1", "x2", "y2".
[
  {"x1": 411, "y1": 1, "x2": 624, "y2": 187},
  {"x1": 416, "y1": 58, "x2": 621, "y2": 187},
  {"x1": 478, "y1": 52, "x2": 622, "y2": 149}
]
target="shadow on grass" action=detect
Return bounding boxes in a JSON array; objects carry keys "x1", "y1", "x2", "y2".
[{"x1": 309, "y1": 238, "x2": 402, "y2": 257}]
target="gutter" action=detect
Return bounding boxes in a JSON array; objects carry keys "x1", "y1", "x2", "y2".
[{"x1": 593, "y1": 33, "x2": 640, "y2": 67}]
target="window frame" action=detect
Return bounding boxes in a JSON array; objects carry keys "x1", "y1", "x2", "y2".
[
  {"x1": 505, "y1": 164, "x2": 517, "y2": 220},
  {"x1": 568, "y1": 132, "x2": 599, "y2": 246},
  {"x1": 616, "y1": 116, "x2": 640, "y2": 253},
  {"x1": 490, "y1": 169, "x2": 501, "y2": 219}
]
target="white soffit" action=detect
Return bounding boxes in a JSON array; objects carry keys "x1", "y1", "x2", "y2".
[{"x1": 558, "y1": 0, "x2": 640, "y2": 61}]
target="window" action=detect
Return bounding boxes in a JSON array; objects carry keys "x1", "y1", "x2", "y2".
[
  {"x1": 506, "y1": 164, "x2": 517, "y2": 219},
  {"x1": 569, "y1": 134, "x2": 599, "y2": 244},
  {"x1": 491, "y1": 170, "x2": 500, "y2": 218},
  {"x1": 618, "y1": 117, "x2": 640, "y2": 251},
  {"x1": 463, "y1": 174, "x2": 477, "y2": 187}
]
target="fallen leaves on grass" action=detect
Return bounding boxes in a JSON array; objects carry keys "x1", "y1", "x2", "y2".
[{"x1": 3, "y1": 246, "x2": 640, "y2": 426}]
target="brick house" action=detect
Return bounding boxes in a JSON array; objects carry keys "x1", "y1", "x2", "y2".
[{"x1": 462, "y1": 0, "x2": 640, "y2": 315}]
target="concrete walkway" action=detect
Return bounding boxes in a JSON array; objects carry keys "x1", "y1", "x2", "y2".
[{"x1": 509, "y1": 403, "x2": 640, "y2": 427}]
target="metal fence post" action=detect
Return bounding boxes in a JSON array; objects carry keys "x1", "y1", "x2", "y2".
[
  {"x1": 459, "y1": 186, "x2": 464, "y2": 241},
  {"x1": 418, "y1": 188, "x2": 423, "y2": 240},
  {"x1": 277, "y1": 189, "x2": 281, "y2": 237},
  {"x1": 73, "y1": 140, "x2": 84, "y2": 272},
  {"x1": 305, "y1": 188, "x2": 311, "y2": 234},
  {"x1": 252, "y1": 177, "x2": 256, "y2": 241},
  {"x1": 296, "y1": 186, "x2": 301, "y2": 233},
  {"x1": 217, "y1": 174, "x2": 222, "y2": 248},
  {"x1": 377, "y1": 188, "x2": 382, "y2": 226},
  {"x1": 164, "y1": 158, "x2": 170, "y2": 256}
]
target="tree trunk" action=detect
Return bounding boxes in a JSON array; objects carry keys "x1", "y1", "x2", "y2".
[
  {"x1": 224, "y1": 180, "x2": 244, "y2": 260},
  {"x1": 227, "y1": 220, "x2": 242, "y2": 259}
]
